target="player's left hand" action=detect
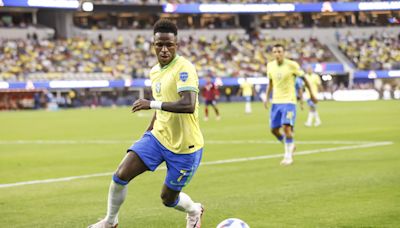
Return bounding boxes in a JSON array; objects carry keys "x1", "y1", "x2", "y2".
[
  {"x1": 131, "y1": 98, "x2": 151, "y2": 112},
  {"x1": 311, "y1": 95, "x2": 318, "y2": 104}
]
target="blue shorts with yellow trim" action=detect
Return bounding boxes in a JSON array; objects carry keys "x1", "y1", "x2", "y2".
[
  {"x1": 128, "y1": 132, "x2": 203, "y2": 191},
  {"x1": 270, "y1": 103, "x2": 297, "y2": 129}
]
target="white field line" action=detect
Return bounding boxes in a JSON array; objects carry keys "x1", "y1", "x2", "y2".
[
  {"x1": 0, "y1": 141, "x2": 393, "y2": 189},
  {"x1": 0, "y1": 140, "x2": 390, "y2": 145}
]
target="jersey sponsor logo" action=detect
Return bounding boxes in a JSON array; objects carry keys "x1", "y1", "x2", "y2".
[
  {"x1": 155, "y1": 82, "x2": 161, "y2": 93},
  {"x1": 179, "y1": 72, "x2": 188, "y2": 82}
]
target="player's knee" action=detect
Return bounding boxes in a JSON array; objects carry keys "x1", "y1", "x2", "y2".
[
  {"x1": 112, "y1": 173, "x2": 129, "y2": 186},
  {"x1": 160, "y1": 192, "x2": 179, "y2": 207}
]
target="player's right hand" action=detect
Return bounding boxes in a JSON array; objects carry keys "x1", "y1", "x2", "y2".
[
  {"x1": 264, "y1": 101, "x2": 269, "y2": 109},
  {"x1": 311, "y1": 95, "x2": 318, "y2": 104},
  {"x1": 131, "y1": 98, "x2": 151, "y2": 112}
]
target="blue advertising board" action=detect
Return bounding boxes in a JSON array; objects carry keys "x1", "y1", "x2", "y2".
[
  {"x1": 0, "y1": 0, "x2": 79, "y2": 9},
  {"x1": 354, "y1": 70, "x2": 400, "y2": 79},
  {"x1": 163, "y1": 1, "x2": 400, "y2": 14}
]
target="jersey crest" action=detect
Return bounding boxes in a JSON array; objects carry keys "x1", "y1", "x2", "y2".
[
  {"x1": 179, "y1": 72, "x2": 188, "y2": 82},
  {"x1": 155, "y1": 82, "x2": 161, "y2": 93}
]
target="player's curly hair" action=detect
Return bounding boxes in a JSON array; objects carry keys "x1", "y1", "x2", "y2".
[{"x1": 153, "y1": 19, "x2": 178, "y2": 36}]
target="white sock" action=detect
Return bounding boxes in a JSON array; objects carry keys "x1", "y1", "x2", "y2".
[
  {"x1": 284, "y1": 142, "x2": 294, "y2": 159},
  {"x1": 315, "y1": 111, "x2": 321, "y2": 123},
  {"x1": 174, "y1": 192, "x2": 201, "y2": 215},
  {"x1": 105, "y1": 180, "x2": 128, "y2": 224},
  {"x1": 306, "y1": 112, "x2": 313, "y2": 125},
  {"x1": 245, "y1": 102, "x2": 251, "y2": 113}
]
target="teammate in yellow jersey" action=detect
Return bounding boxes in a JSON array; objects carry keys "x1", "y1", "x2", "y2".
[
  {"x1": 304, "y1": 66, "x2": 323, "y2": 127},
  {"x1": 264, "y1": 44, "x2": 317, "y2": 166},
  {"x1": 88, "y1": 19, "x2": 204, "y2": 228},
  {"x1": 237, "y1": 76, "x2": 255, "y2": 113}
]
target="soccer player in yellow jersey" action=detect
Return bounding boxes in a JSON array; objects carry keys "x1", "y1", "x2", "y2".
[
  {"x1": 264, "y1": 44, "x2": 317, "y2": 166},
  {"x1": 304, "y1": 66, "x2": 323, "y2": 127},
  {"x1": 237, "y1": 76, "x2": 255, "y2": 113},
  {"x1": 89, "y1": 19, "x2": 204, "y2": 228}
]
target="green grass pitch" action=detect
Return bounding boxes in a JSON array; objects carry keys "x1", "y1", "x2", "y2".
[{"x1": 0, "y1": 100, "x2": 399, "y2": 227}]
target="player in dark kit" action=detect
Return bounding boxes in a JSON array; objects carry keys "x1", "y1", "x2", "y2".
[{"x1": 202, "y1": 76, "x2": 221, "y2": 121}]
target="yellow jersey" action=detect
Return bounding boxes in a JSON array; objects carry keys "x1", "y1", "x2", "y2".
[
  {"x1": 150, "y1": 55, "x2": 204, "y2": 154},
  {"x1": 267, "y1": 58, "x2": 304, "y2": 104},
  {"x1": 304, "y1": 73, "x2": 321, "y2": 99},
  {"x1": 240, "y1": 80, "x2": 253, "y2": 97}
]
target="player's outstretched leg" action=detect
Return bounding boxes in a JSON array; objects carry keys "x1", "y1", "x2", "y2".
[
  {"x1": 162, "y1": 186, "x2": 203, "y2": 228},
  {"x1": 281, "y1": 125, "x2": 295, "y2": 165},
  {"x1": 174, "y1": 192, "x2": 203, "y2": 228},
  {"x1": 314, "y1": 110, "x2": 321, "y2": 126},
  {"x1": 88, "y1": 152, "x2": 148, "y2": 228},
  {"x1": 87, "y1": 175, "x2": 126, "y2": 228}
]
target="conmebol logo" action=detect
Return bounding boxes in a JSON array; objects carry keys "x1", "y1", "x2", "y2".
[{"x1": 164, "y1": 3, "x2": 178, "y2": 13}]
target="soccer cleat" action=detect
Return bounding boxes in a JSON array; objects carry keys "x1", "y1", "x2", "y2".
[
  {"x1": 87, "y1": 219, "x2": 118, "y2": 228},
  {"x1": 314, "y1": 121, "x2": 321, "y2": 127},
  {"x1": 216, "y1": 116, "x2": 221, "y2": 121},
  {"x1": 304, "y1": 122, "x2": 312, "y2": 127},
  {"x1": 203, "y1": 117, "x2": 209, "y2": 121},
  {"x1": 280, "y1": 157, "x2": 293, "y2": 166},
  {"x1": 186, "y1": 203, "x2": 204, "y2": 228}
]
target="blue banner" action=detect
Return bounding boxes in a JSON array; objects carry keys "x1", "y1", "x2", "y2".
[
  {"x1": 303, "y1": 63, "x2": 345, "y2": 74},
  {"x1": 163, "y1": 1, "x2": 400, "y2": 14},
  {"x1": 354, "y1": 70, "x2": 400, "y2": 79},
  {"x1": 0, "y1": 0, "x2": 79, "y2": 9}
]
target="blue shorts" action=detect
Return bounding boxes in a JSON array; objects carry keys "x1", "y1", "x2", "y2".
[
  {"x1": 128, "y1": 132, "x2": 203, "y2": 191},
  {"x1": 244, "y1": 96, "x2": 251, "y2": 102},
  {"x1": 270, "y1": 103, "x2": 297, "y2": 129},
  {"x1": 205, "y1": 99, "x2": 216, "y2": 106},
  {"x1": 307, "y1": 99, "x2": 316, "y2": 108}
]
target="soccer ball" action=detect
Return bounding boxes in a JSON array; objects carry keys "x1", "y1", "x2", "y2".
[{"x1": 216, "y1": 218, "x2": 250, "y2": 228}]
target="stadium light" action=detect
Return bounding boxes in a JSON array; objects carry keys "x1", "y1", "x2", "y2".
[{"x1": 82, "y1": 1, "x2": 93, "y2": 12}]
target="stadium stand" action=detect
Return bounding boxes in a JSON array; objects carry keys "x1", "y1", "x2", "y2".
[
  {"x1": 0, "y1": 34, "x2": 336, "y2": 81},
  {"x1": 338, "y1": 32, "x2": 400, "y2": 70}
]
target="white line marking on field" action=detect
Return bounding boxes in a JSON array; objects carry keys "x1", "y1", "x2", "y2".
[
  {"x1": 0, "y1": 141, "x2": 393, "y2": 189},
  {"x1": 0, "y1": 140, "x2": 389, "y2": 145}
]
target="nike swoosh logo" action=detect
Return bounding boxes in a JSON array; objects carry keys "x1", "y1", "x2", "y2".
[{"x1": 193, "y1": 218, "x2": 199, "y2": 228}]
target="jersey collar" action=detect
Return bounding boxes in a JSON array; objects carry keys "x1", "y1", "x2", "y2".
[{"x1": 160, "y1": 54, "x2": 180, "y2": 71}]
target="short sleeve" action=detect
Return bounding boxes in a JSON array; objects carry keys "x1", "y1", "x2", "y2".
[{"x1": 176, "y1": 64, "x2": 199, "y2": 93}]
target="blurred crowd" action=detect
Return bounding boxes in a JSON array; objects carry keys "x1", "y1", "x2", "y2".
[
  {"x1": 0, "y1": 34, "x2": 335, "y2": 81},
  {"x1": 338, "y1": 32, "x2": 400, "y2": 70}
]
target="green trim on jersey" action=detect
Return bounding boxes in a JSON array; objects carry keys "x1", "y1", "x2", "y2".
[
  {"x1": 177, "y1": 86, "x2": 199, "y2": 93},
  {"x1": 160, "y1": 54, "x2": 180, "y2": 71}
]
